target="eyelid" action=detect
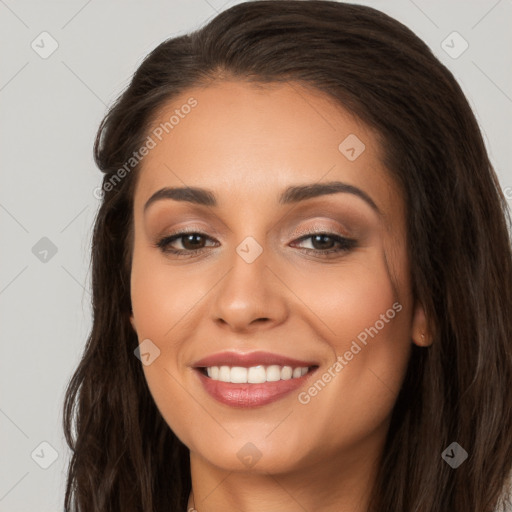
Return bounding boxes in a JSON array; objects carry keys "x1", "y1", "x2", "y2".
[
  {"x1": 156, "y1": 218, "x2": 356, "y2": 243},
  {"x1": 158, "y1": 225, "x2": 358, "y2": 254},
  {"x1": 156, "y1": 229, "x2": 357, "y2": 258},
  {"x1": 158, "y1": 223, "x2": 219, "y2": 239},
  {"x1": 290, "y1": 221, "x2": 354, "y2": 240},
  {"x1": 159, "y1": 224, "x2": 352, "y2": 242}
]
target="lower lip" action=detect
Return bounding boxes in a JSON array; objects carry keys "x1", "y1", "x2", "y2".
[{"x1": 194, "y1": 368, "x2": 316, "y2": 408}]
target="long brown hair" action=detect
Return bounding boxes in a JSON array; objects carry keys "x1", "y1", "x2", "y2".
[{"x1": 63, "y1": 1, "x2": 512, "y2": 510}]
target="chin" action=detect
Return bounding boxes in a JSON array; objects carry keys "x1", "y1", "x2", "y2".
[{"x1": 188, "y1": 430, "x2": 316, "y2": 475}]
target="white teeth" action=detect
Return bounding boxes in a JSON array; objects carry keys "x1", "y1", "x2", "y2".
[
  {"x1": 219, "y1": 366, "x2": 231, "y2": 382},
  {"x1": 266, "y1": 365, "x2": 281, "y2": 382},
  {"x1": 248, "y1": 366, "x2": 267, "y2": 383},
  {"x1": 281, "y1": 366, "x2": 293, "y2": 380},
  {"x1": 230, "y1": 366, "x2": 247, "y2": 383},
  {"x1": 202, "y1": 364, "x2": 311, "y2": 383}
]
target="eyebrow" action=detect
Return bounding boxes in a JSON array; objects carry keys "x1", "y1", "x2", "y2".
[{"x1": 143, "y1": 181, "x2": 381, "y2": 215}]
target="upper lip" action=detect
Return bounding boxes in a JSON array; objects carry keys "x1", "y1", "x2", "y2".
[{"x1": 192, "y1": 350, "x2": 318, "y2": 368}]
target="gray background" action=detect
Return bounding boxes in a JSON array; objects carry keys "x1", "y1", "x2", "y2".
[{"x1": 1, "y1": 0, "x2": 511, "y2": 510}]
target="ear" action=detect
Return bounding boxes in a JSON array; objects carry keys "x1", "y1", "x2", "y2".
[
  {"x1": 411, "y1": 299, "x2": 431, "y2": 347},
  {"x1": 130, "y1": 311, "x2": 137, "y2": 333}
]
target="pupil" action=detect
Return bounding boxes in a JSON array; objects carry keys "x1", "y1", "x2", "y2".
[
  {"x1": 312, "y1": 234, "x2": 333, "y2": 250},
  {"x1": 183, "y1": 234, "x2": 203, "y2": 249}
]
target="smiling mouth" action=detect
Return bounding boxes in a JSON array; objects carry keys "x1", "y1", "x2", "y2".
[{"x1": 196, "y1": 364, "x2": 319, "y2": 384}]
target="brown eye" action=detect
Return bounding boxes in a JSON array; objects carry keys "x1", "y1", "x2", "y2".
[
  {"x1": 155, "y1": 230, "x2": 356, "y2": 258},
  {"x1": 292, "y1": 232, "x2": 357, "y2": 255},
  {"x1": 156, "y1": 231, "x2": 218, "y2": 256},
  {"x1": 309, "y1": 234, "x2": 337, "y2": 250},
  {"x1": 179, "y1": 233, "x2": 207, "y2": 250}
]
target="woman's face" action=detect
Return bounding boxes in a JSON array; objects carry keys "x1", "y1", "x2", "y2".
[{"x1": 129, "y1": 80, "x2": 428, "y2": 475}]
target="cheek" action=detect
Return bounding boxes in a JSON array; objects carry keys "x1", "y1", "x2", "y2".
[
  {"x1": 288, "y1": 257, "x2": 412, "y2": 451},
  {"x1": 289, "y1": 253, "x2": 406, "y2": 348},
  {"x1": 130, "y1": 249, "x2": 230, "y2": 445},
  {"x1": 130, "y1": 254, "x2": 210, "y2": 448},
  {"x1": 130, "y1": 251, "x2": 212, "y2": 340}
]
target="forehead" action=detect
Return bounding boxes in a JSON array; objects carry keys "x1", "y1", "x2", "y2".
[{"x1": 134, "y1": 80, "x2": 399, "y2": 219}]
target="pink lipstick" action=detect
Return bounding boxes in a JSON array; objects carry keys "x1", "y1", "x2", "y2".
[{"x1": 192, "y1": 350, "x2": 318, "y2": 408}]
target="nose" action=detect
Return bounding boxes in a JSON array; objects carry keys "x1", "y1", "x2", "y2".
[{"x1": 209, "y1": 240, "x2": 289, "y2": 333}]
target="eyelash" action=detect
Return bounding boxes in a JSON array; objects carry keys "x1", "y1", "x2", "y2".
[{"x1": 154, "y1": 229, "x2": 357, "y2": 258}]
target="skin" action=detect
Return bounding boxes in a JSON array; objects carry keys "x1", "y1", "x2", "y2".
[{"x1": 129, "y1": 80, "x2": 431, "y2": 512}]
